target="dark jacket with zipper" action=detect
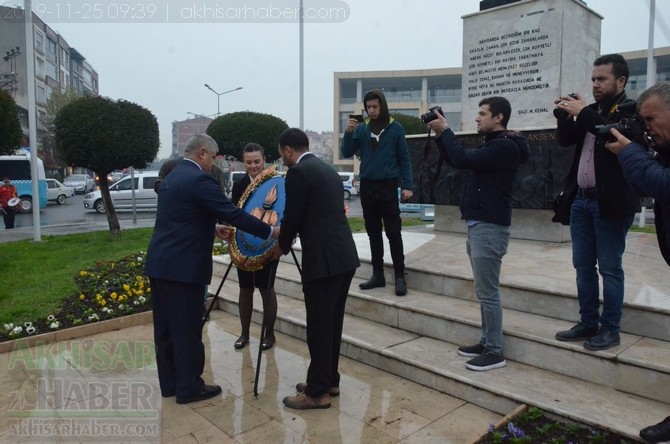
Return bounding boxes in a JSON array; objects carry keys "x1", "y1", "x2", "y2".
[
  {"x1": 437, "y1": 129, "x2": 530, "y2": 227},
  {"x1": 556, "y1": 92, "x2": 640, "y2": 218}
]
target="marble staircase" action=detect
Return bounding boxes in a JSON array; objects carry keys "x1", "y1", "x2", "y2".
[{"x1": 209, "y1": 228, "x2": 670, "y2": 441}]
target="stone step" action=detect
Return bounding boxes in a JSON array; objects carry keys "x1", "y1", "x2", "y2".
[
  {"x1": 210, "y1": 262, "x2": 670, "y2": 405},
  {"x1": 206, "y1": 274, "x2": 664, "y2": 442},
  {"x1": 254, "y1": 241, "x2": 670, "y2": 343}
]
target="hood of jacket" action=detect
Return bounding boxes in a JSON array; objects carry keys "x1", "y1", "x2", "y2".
[{"x1": 363, "y1": 89, "x2": 391, "y2": 134}]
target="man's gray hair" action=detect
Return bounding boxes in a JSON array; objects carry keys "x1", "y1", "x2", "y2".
[
  {"x1": 184, "y1": 134, "x2": 218, "y2": 155},
  {"x1": 639, "y1": 81, "x2": 670, "y2": 109}
]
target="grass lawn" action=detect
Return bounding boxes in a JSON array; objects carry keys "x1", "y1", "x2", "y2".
[{"x1": 0, "y1": 218, "x2": 427, "y2": 329}]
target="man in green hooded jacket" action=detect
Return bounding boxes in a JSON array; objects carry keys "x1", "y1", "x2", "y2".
[{"x1": 341, "y1": 89, "x2": 414, "y2": 296}]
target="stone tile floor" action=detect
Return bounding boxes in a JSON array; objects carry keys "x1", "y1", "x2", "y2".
[{"x1": 0, "y1": 310, "x2": 499, "y2": 443}]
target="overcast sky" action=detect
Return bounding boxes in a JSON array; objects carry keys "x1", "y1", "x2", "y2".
[{"x1": 41, "y1": 0, "x2": 670, "y2": 159}]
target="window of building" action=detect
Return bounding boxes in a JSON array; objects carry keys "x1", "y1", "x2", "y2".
[
  {"x1": 36, "y1": 84, "x2": 46, "y2": 104},
  {"x1": 46, "y1": 61, "x2": 57, "y2": 81},
  {"x1": 35, "y1": 56, "x2": 45, "y2": 78},
  {"x1": 361, "y1": 78, "x2": 422, "y2": 103},
  {"x1": 61, "y1": 48, "x2": 69, "y2": 66},
  {"x1": 445, "y1": 112, "x2": 462, "y2": 131},
  {"x1": 428, "y1": 76, "x2": 462, "y2": 103},
  {"x1": 46, "y1": 38, "x2": 57, "y2": 62},
  {"x1": 34, "y1": 30, "x2": 44, "y2": 52},
  {"x1": 339, "y1": 79, "x2": 357, "y2": 104}
]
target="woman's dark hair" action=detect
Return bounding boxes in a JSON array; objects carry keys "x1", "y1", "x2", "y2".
[{"x1": 243, "y1": 143, "x2": 264, "y2": 156}]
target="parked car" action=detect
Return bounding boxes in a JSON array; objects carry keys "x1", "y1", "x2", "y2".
[
  {"x1": 45, "y1": 179, "x2": 74, "y2": 205},
  {"x1": 107, "y1": 170, "x2": 125, "y2": 184},
  {"x1": 83, "y1": 171, "x2": 159, "y2": 213},
  {"x1": 224, "y1": 171, "x2": 247, "y2": 197},
  {"x1": 63, "y1": 174, "x2": 95, "y2": 194},
  {"x1": 339, "y1": 172, "x2": 359, "y2": 200}
]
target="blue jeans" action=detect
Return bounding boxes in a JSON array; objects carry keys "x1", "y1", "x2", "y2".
[
  {"x1": 466, "y1": 222, "x2": 510, "y2": 355},
  {"x1": 570, "y1": 195, "x2": 633, "y2": 332}
]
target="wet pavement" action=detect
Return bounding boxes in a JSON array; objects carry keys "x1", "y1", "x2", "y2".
[{"x1": 0, "y1": 310, "x2": 498, "y2": 443}]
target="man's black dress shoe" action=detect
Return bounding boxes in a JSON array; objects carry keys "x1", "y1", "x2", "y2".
[
  {"x1": 234, "y1": 335, "x2": 249, "y2": 349},
  {"x1": 640, "y1": 416, "x2": 670, "y2": 442},
  {"x1": 359, "y1": 274, "x2": 385, "y2": 290},
  {"x1": 176, "y1": 384, "x2": 222, "y2": 404},
  {"x1": 584, "y1": 329, "x2": 620, "y2": 351},
  {"x1": 555, "y1": 322, "x2": 599, "y2": 342},
  {"x1": 395, "y1": 277, "x2": 407, "y2": 296},
  {"x1": 261, "y1": 337, "x2": 275, "y2": 350}
]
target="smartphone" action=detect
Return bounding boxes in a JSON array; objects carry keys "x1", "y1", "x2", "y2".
[{"x1": 349, "y1": 114, "x2": 364, "y2": 123}]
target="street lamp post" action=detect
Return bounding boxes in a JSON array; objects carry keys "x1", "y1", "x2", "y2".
[{"x1": 203, "y1": 84, "x2": 243, "y2": 116}]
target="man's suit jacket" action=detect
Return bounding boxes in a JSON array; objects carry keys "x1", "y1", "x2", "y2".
[
  {"x1": 278, "y1": 153, "x2": 360, "y2": 283},
  {"x1": 145, "y1": 160, "x2": 272, "y2": 285}
]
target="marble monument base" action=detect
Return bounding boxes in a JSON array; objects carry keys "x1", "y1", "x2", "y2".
[{"x1": 434, "y1": 206, "x2": 571, "y2": 243}]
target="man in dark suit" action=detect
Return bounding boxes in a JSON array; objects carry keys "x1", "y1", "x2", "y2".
[
  {"x1": 145, "y1": 134, "x2": 279, "y2": 405},
  {"x1": 272, "y1": 128, "x2": 360, "y2": 410}
]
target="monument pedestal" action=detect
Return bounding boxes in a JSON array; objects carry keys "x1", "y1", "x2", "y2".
[{"x1": 434, "y1": 206, "x2": 571, "y2": 243}]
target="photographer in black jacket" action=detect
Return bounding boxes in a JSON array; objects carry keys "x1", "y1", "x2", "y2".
[
  {"x1": 427, "y1": 96, "x2": 529, "y2": 371},
  {"x1": 553, "y1": 54, "x2": 640, "y2": 351}
]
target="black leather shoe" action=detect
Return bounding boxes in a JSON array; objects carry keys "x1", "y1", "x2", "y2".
[
  {"x1": 261, "y1": 336, "x2": 275, "y2": 350},
  {"x1": 584, "y1": 329, "x2": 620, "y2": 351},
  {"x1": 640, "y1": 416, "x2": 670, "y2": 442},
  {"x1": 555, "y1": 322, "x2": 599, "y2": 342},
  {"x1": 395, "y1": 277, "x2": 407, "y2": 296},
  {"x1": 176, "y1": 384, "x2": 222, "y2": 404},
  {"x1": 359, "y1": 274, "x2": 385, "y2": 290},
  {"x1": 234, "y1": 335, "x2": 249, "y2": 349}
]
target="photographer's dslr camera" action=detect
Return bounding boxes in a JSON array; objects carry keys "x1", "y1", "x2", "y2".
[
  {"x1": 553, "y1": 93, "x2": 578, "y2": 120},
  {"x1": 421, "y1": 106, "x2": 445, "y2": 124},
  {"x1": 595, "y1": 101, "x2": 648, "y2": 146}
]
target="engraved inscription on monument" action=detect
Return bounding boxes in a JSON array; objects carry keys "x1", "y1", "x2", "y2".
[{"x1": 461, "y1": 0, "x2": 599, "y2": 131}]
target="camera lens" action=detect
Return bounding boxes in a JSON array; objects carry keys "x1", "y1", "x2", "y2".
[{"x1": 553, "y1": 108, "x2": 568, "y2": 120}]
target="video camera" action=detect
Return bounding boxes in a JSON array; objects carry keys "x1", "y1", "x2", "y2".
[{"x1": 595, "y1": 101, "x2": 648, "y2": 146}]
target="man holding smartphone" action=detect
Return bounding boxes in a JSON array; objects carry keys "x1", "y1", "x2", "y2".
[{"x1": 341, "y1": 89, "x2": 414, "y2": 296}]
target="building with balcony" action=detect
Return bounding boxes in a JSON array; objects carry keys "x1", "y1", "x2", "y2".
[{"x1": 0, "y1": 6, "x2": 99, "y2": 149}]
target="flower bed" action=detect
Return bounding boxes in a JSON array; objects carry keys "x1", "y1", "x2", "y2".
[
  {"x1": 475, "y1": 406, "x2": 634, "y2": 444},
  {"x1": 1, "y1": 242, "x2": 229, "y2": 344},
  {"x1": 1, "y1": 251, "x2": 152, "y2": 343}
]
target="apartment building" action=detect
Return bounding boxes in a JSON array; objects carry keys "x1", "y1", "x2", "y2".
[{"x1": 0, "y1": 6, "x2": 99, "y2": 146}]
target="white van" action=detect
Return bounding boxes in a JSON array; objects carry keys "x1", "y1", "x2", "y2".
[
  {"x1": 83, "y1": 171, "x2": 159, "y2": 213},
  {"x1": 0, "y1": 150, "x2": 47, "y2": 213}
]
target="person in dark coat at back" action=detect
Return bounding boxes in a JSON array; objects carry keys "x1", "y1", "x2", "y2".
[
  {"x1": 605, "y1": 81, "x2": 670, "y2": 443},
  {"x1": 145, "y1": 134, "x2": 279, "y2": 405}
]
